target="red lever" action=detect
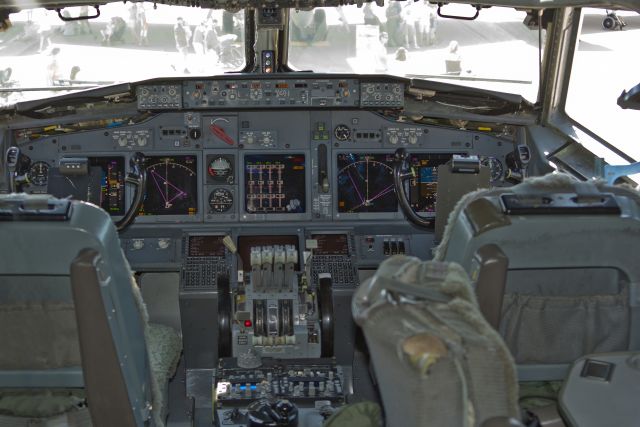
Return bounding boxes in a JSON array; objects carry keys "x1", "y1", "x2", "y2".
[{"x1": 209, "y1": 124, "x2": 235, "y2": 146}]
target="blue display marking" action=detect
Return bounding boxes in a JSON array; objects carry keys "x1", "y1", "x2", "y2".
[{"x1": 420, "y1": 167, "x2": 436, "y2": 184}]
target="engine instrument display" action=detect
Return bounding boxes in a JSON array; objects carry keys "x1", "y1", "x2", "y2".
[
  {"x1": 337, "y1": 153, "x2": 397, "y2": 213},
  {"x1": 188, "y1": 235, "x2": 226, "y2": 257},
  {"x1": 312, "y1": 234, "x2": 350, "y2": 256},
  {"x1": 47, "y1": 157, "x2": 125, "y2": 216},
  {"x1": 244, "y1": 154, "x2": 306, "y2": 214},
  {"x1": 141, "y1": 155, "x2": 198, "y2": 216},
  {"x1": 407, "y1": 153, "x2": 454, "y2": 215}
]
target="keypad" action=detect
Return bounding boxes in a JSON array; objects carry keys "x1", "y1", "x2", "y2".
[
  {"x1": 311, "y1": 255, "x2": 357, "y2": 288},
  {"x1": 182, "y1": 256, "x2": 229, "y2": 289}
]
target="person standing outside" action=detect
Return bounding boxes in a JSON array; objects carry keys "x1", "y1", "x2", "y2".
[
  {"x1": 174, "y1": 17, "x2": 192, "y2": 74},
  {"x1": 137, "y1": 6, "x2": 148, "y2": 46},
  {"x1": 193, "y1": 21, "x2": 207, "y2": 56}
]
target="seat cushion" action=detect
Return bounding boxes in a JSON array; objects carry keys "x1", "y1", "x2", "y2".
[
  {"x1": 0, "y1": 323, "x2": 181, "y2": 421},
  {"x1": 147, "y1": 323, "x2": 182, "y2": 386},
  {"x1": 147, "y1": 322, "x2": 182, "y2": 425},
  {"x1": 0, "y1": 389, "x2": 86, "y2": 418}
]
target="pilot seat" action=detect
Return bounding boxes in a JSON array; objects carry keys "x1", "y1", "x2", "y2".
[{"x1": 0, "y1": 194, "x2": 182, "y2": 426}]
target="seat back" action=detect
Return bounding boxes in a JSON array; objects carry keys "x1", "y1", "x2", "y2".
[
  {"x1": 353, "y1": 256, "x2": 519, "y2": 427},
  {"x1": 0, "y1": 194, "x2": 158, "y2": 426},
  {"x1": 436, "y1": 173, "x2": 640, "y2": 380}
]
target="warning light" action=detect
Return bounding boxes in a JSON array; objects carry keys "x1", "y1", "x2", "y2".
[{"x1": 244, "y1": 320, "x2": 253, "y2": 328}]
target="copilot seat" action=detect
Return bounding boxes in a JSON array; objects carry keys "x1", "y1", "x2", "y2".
[{"x1": 436, "y1": 173, "x2": 640, "y2": 380}]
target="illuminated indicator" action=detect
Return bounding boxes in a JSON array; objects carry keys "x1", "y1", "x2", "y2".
[
  {"x1": 244, "y1": 320, "x2": 252, "y2": 328},
  {"x1": 337, "y1": 153, "x2": 397, "y2": 213},
  {"x1": 244, "y1": 154, "x2": 306, "y2": 214},
  {"x1": 275, "y1": 83, "x2": 289, "y2": 89},
  {"x1": 141, "y1": 156, "x2": 198, "y2": 216}
]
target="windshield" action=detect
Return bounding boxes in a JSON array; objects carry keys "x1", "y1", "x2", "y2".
[
  {"x1": 0, "y1": 3, "x2": 245, "y2": 106},
  {"x1": 566, "y1": 8, "x2": 639, "y2": 161},
  {"x1": 288, "y1": 3, "x2": 544, "y2": 100}
]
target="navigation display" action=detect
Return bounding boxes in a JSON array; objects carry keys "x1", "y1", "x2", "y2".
[
  {"x1": 141, "y1": 155, "x2": 198, "y2": 216},
  {"x1": 312, "y1": 234, "x2": 350, "y2": 256},
  {"x1": 337, "y1": 153, "x2": 397, "y2": 213},
  {"x1": 188, "y1": 235, "x2": 226, "y2": 257},
  {"x1": 244, "y1": 154, "x2": 306, "y2": 214},
  {"x1": 407, "y1": 153, "x2": 454, "y2": 215},
  {"x1": 47, "y1": 157, "x2": 125, "y2": 216}
]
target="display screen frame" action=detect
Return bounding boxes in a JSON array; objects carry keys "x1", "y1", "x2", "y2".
[
  {"x1": 239, "y1": 151, "x2": 311, "y2": 222},
  {"x1": 134, "y1": 152, "x2": 203, "y2": 224},
  {"x1": 187, "y1": 234, "x2": 227, "y2": 257},
  {"x1": 333, "y1": 150, "x2": 404, "y2": 221},
  {"x1": 311, "y1": 233, "x2": 351, "y2": 256},
  {"x1": 47, "y1": 155, "x2": 127, "y2": 218},
  {"x1": 333, "y1": 150, "x2": 458, "y2": 221},
  {"x1": 406, "y1": 152, "x2": 459, "y2": 219}
]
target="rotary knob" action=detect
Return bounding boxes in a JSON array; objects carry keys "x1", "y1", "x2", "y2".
[{"x1": 189, "y1": 128, "x2": 202, "y2": 140}]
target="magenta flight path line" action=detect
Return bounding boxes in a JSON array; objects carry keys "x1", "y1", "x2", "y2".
[
  {"x1": 151, "y1": 170, "x2": 187, "y2": 205},
  {"x1": 347, "y1": 171, "x2": 365, "y2": 204}
]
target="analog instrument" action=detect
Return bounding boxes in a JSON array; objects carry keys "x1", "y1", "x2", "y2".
[
  {"x1": 28, "y1": 161, "x2": 49, "y2": 186},
  {"x1": 334, "y1": 124, "x2": 351, "y2": 142},
  {"x1": 209, "y1": 188, "x2": 234, "y2": 213},
  {"x1": 481, "y1": 156, "x2": 504, "y2": 183},
  {"x1": 208, "y1": 156, "x2": 234, "y2": 183}
]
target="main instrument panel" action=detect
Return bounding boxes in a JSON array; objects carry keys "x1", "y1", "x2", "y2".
[{"x1": 10, "y1": 76, "x2": 517, "y2": 232}]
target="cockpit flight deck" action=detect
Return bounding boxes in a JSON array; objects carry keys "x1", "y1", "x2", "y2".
[{"x1": 1, "y1": 1, "x2": 640, "y2": 427}]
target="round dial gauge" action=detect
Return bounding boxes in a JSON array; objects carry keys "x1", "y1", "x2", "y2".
[
  {"x1": 209, "y1": 188, "x2": 233, "y2": 213},
  {"x1": 481, "y1": 156, "x2": 504, "y2": 183},
  {"x1": 334, "y1": 124, "x2": 351, "y2": 141},
  {"x1": 28, "y1": 161, "x2": 49, "y2": 186},
  {"x1": 208, "y1": 156, "x2": 233, "y2": 183}
]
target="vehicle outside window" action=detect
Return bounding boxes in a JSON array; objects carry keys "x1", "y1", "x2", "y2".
[
  {"x1": 288, "y1": 3, "x2": 545, "y2": 101},
  {"x1": 566, "y1": 8, "x2": 639, "y2": 161},
  {"x1": 0, "y1": 4, "x2": 245, "y2": 106}
]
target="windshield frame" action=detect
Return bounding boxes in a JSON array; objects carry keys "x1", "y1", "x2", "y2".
[{"x1": 540, "y1": 6, "x2": 637, "y2": 175}]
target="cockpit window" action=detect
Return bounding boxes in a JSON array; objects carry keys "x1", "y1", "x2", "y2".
[
  {"x1": 566, "y1": 8, "x2": 639, "y2": 161},
  {"x1": 288, "y1": 3, "x2": 544, "y2": 101},
  {"x1": 0, "y1": 4, "x2": 245, "y2": 106}
]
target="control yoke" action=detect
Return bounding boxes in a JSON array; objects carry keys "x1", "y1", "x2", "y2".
[
  {"x1": 4, "y1": 146, "x2": 31, "y2": 193},
  {"x1": 115, "y1": 152, "x2": 146, "y2": 232},
  {"x1": 393, "y1": 148, "x2": 434, "y2": 229}
]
